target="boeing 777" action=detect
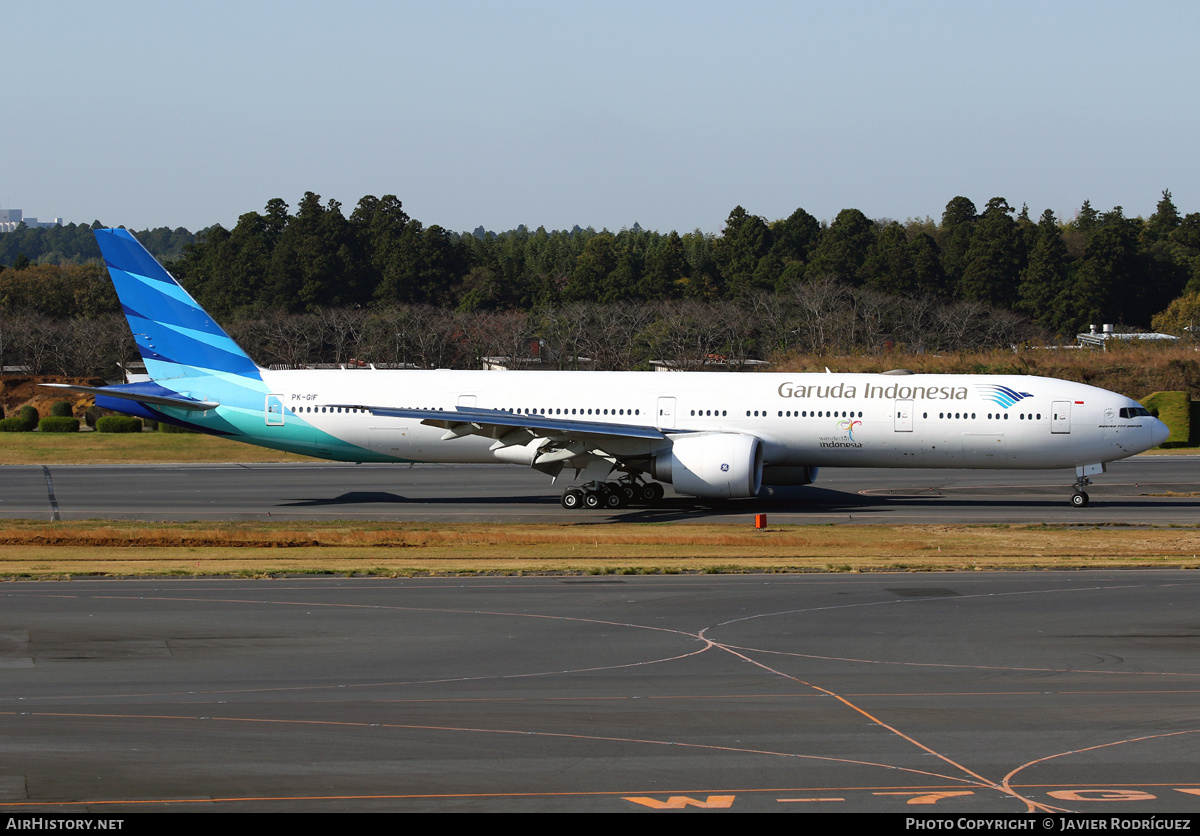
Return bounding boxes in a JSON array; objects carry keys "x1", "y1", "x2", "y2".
[{"x1": 43, "y1": 229, "x2": 1170, "y2": 510}]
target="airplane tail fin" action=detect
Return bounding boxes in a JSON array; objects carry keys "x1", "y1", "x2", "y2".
[{"x1": 94, "y1": 228, "x2": 262, "y2": 383}]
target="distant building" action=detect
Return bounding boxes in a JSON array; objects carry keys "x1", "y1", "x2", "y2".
[
  {"x1": 0, "y1": 209, "x2": 64, "y2": 233},
  {"x1": 1077, "y1": 323, "x2": 1179, "y2": 349},
  {"x1": 650, "y1": 358, "x2": 770, "y2": 372}
]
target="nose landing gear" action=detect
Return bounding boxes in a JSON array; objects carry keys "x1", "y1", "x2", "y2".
[{"x1": 1070, "y1": 463, "x2": 1106, "y2": 507}]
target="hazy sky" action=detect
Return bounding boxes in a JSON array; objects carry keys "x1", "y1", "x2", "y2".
[{"x1": 3, "y1": 1, "x2": 1197, "y2": 234}]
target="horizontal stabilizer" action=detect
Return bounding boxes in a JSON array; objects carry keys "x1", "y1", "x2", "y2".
[{"x1": 39, "y1": 382, "x2": 219, "y2": 411}]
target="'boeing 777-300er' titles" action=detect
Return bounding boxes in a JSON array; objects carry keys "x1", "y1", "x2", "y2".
[{"x1": 43, "y1": 229, "x2": 1170, "y2": 510}]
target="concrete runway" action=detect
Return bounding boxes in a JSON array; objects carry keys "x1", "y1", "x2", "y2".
[
  {"x1": 7, "y1": 454, "x2": 1200, "y2": 523},
  {"x1": 1, "y1": 572, "x2": 1197, "y2": 812}
]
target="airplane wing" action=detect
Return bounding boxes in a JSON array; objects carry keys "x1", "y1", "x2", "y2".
[
  {"x1": 330, "y1": 404, "x2": 667, "y2": 441},
  {"x1": 327, "y1": 403, "x2": 676, "y2": 480}
]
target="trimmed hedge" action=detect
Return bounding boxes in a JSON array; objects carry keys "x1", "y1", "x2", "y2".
[
  {"x1": 39, "y1": 416, "x2": 80, "y2": 433},
  {"x1": 95, "y1": 416, "x2": 144, "y2": 433},
  {"x1": 0, "y1": 418, "x2": 35, "y2": 432},
  {"x1": 158, "y1": 422, "x2": 198, "y2": 433},
  {"x1": 50, "y1": 401, "x2": 74, "y2": 418},
  {"x1": 1139, "y1": 391, "x2": 1191, "y2": 447},
  {"x1": 19, "y1": 405, "x2": 38, "y2": 425}
]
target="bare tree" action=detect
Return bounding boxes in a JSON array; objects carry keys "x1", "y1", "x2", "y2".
[
  {"x1": 2, "y1": 313, "x2": 59, "y2": 374},
  {"x1": 786, "y1": 276, "x2": 856, "y2": 353},
  {"x1": 58, "y1": 314, "x2": 135, "y2": 378},
  {"x1": 253, "y1": 311, "x2": 325, "y2": 368},
  {"x1": 316, "y1": 307, "x2": 369, "y2": 365},
  {"x1": 646, "y1": 300, "x2": 729, "y2": 371}
]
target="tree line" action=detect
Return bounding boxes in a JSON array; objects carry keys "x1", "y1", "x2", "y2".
[
  {"x1": 0, "y1": 222, "x2": 193, "y2": 267},
  {"x1": 157, "y1": 191, "x2": 1197, "y2": 336},
  {"x1": 1, "y1": 190, "x2": 1198, "y2": 378}
]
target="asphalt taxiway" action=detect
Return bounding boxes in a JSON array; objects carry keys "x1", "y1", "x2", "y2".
[
  {"x1": 6, "y1": 455, "x2": 1200, "y2": 523},
  {"x1": 1, "y1": 572, "x2": 1197, "y2": 812}
]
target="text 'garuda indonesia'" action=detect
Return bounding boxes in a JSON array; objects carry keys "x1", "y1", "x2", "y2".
[{"x1": 777, "y1": 382, "x2": 969, "y2": 400}]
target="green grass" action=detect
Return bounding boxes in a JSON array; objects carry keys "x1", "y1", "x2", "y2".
[
  {"x1": 1140, "y1": 391, "x2": 1192, "y2": 446},
  {"x1": 0, "y1": 430, "x2": 323, "y2": 465}
]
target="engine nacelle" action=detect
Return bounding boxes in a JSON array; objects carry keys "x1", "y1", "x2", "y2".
[
  {"x1": 761, "y1": 466, "x2": 819, "y2": 486},
  {"x1": 652, "y1": 432, "x2": 763, "y2": 499}
]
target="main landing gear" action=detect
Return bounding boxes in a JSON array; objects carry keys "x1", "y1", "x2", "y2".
[{"x1": 560, "y1": 479, "x2": 665, "y2": 510}]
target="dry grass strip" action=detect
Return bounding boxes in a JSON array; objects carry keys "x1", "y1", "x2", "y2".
[{"x1": 1, "y1": 521, "x2": 1198, "y2": 578}]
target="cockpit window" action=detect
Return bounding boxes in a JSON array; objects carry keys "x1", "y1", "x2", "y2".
[{"x1": 1119, "y1": 407, "x2": 1152, "y2": 419}]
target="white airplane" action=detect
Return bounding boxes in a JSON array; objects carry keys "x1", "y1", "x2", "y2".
[{"x1": 44, "y1": 229, "x2": 1169, "y2": 510}]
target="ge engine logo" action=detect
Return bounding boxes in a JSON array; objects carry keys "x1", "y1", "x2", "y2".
[{"x1": 720, "y1": 463, "x2": 730, "y2": 472}]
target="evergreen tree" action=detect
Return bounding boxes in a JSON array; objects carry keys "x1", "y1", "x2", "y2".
[
  {"x1": 804, "y1": 208, "x2": 875, "y2": 285},
  {"x1": 769, "y1": 207, "x2": 820, "y2": 265},
  {"x1": 959, "y1": 198, "x2": 1021, "y2": 307},
  {"x1": 641, "y1": 231, "x2": 687, "y2": 299},
  {"x1": 1144, "y1": 189, "x2": 1181, "y2": 243},
  {"x1": 713, "y1": 206, "x2": 772, "y2": 296},
  {"x1": 907, "y1": 232, "x2": 948, "y2": 297},
  {"x1": 1070, "y1": 207, "x2": 1143, "y2": 330},
  {"x1": 938, "y1": 196, "x2": 977, "y2": 286},
  {"x1": 564, "y1": 232, "x2": 618, "y2": 302},
  {"x1": 1016, "y1": 210, "x2": 1072, "y2": 334},
  {"x1": 264, "y1": 193, "x2": 358, "y2": 310},
  {"x1": 679, "y1": 229, "x2": 721, "y2": 298},
  {"x1": 861, "y1": 221, "x2": 916, "y2": 295},
  {"x1": 1171, "y1": 213, "x2": 1200, "y2": 295}
]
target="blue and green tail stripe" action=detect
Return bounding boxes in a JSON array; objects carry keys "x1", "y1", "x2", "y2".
[{"x1": 95, "y1": 228, "x2": 261, "y2": 381}]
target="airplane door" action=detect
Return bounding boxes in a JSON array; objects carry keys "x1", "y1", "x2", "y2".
[
  {"x1": 656, "y1": 397, "x2": 676, "y2": 430},
  {"x1": 894, "y1": 399, "x2": 913, "y2": 432},
  {"x1": 265, "y1": 394, "x2": 285, "y2": 426},
  {"x1": 1052, "y1": 401, "x2": 1071, "y2": 434}
]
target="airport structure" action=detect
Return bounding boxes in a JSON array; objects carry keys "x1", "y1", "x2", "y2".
[
  {"x1": 1076, "y1": 323, "x2": 1179, "y2": 349},
  {"x1": 0, "y1": 209, "x2": 63, "y2": 233}
]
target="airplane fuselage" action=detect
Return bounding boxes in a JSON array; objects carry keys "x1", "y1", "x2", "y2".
[{"x1": 157, "y1": 368, "x2": 1162, "y2": 473}]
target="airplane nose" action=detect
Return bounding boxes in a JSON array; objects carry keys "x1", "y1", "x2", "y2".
[{"x1": 1151, "y1": 417, "x2": 1170, "y2": 448}]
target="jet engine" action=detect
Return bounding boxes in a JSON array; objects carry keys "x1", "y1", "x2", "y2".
[
  {"x1": 761, "y1": 466, "x2": 819, "y2": 486},
  {"x1": 651, "y1": 432, "x2": 763, "y2": 499}
]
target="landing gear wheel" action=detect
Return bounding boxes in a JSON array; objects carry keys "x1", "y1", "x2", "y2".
[
  {"x1": 583, "y1": 490, "x2": 603, "y2": 510},
  {"x1": 642, "y1": 482, "x2": 665, "y2": 504},
  {"x1": 1071, "y1": 490, "x2": 1089, "y2": 508},
  {"x1": 603, "y1": 489, "x2": 624, "y2": 509},
  {"x1": 561, "y1": 488, "x2": 583, "y2": 510}
]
